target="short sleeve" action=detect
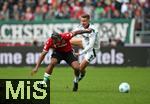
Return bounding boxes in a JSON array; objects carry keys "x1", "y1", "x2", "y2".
[
  {"x1": 61, "y1": 32, "x2": 73, "y2": 40},
  {"x1": 43, "y1": 38, "x2": 52, "y2": 52}
]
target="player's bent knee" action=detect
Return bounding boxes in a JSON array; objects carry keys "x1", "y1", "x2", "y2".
[
  {"x1": 70, "y1": 38, "x2": 83, "y2": 48},
  {"x1": 71, "y1": 61, "x2": 80, "y2": 70},
  {"x1": 50, "y1": 58, "x2": 58, "y2": 66},
  {"x1": 72, "y1": 64, "x2": 80, "y2": 70}
]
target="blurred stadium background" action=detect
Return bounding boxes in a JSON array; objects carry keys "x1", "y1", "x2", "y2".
[{"x1": 0, "y1": 0, "x2": 150, "y2": 104}]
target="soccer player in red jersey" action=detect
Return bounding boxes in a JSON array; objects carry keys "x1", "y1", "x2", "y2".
[{"x1": 31, "y1": 29, "x2": 92, "y2": 91}]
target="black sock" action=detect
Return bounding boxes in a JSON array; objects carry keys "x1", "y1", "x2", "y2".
[{"x1": 79, "y1": 73, "x2": 85, "y2": 81}]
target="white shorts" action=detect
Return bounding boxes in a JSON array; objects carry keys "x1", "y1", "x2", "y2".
[{"x1": 84, "y1": 49, "x2": 99, "y2": 62}]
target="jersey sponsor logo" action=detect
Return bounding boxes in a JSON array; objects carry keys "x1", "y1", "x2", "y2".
[
  {"x1": 55, "y1": 43, "x2": 67, "y2": 48},
  {"x1": 54, "y1": 40, "x2": 67, "y2": 48}
]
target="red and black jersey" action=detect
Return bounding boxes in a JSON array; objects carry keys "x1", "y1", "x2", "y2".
[{"x1": 43, "y1": 32, "x2": 73, "y2": 52}]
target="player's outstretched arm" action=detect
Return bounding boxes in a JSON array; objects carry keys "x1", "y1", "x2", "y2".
[
  {"x1": 71, "y1": 28, "x2": 92, "y2": 37},
  {"x1": 31, "y1": 51, "x2": 47, "y2": 76}
]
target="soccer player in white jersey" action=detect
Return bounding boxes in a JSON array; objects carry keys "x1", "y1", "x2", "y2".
[{"x1": 70, "y1": 14, "x2": 100, "y2": 91}]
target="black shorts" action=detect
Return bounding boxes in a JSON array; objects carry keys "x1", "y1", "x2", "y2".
[{"x1": 51, "y1": 50, "x2": 78, "y2": 65}]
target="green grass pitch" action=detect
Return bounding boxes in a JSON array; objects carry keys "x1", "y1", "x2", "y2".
[{"x1": 0, "y1": 66, "x2": 150, "y2": 104}]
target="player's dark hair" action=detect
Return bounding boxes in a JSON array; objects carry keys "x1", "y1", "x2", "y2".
[
  {"x1": 51, "y1": 32, "x2": 61, "y2": 40},
  {"x1": 81, "y1": 14, "x2": 90, "y2": 19}
]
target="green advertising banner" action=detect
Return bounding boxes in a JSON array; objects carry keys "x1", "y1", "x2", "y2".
[{"x1": 0, "y1": 19, "x2": 135, "y2": 44}]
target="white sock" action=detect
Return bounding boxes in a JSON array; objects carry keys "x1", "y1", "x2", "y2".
[
  {"x1": 79, "y1": 73, "x2": 82, "y2": 79},
  {"x1": 43, "y1": 73, "x2": 51, "y2": 83},
  {"x1": 73, "y1": 76, "x2": 79, "y2": 83}
]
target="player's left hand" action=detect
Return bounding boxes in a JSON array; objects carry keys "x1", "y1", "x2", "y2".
[
  {"x1": 85, "y1": 28, "x2": 93, "y2": 33},
  {"x1": 31, "y1": 68, "x2": 38, "y2": 76}
]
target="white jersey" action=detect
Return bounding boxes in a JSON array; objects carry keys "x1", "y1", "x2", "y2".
[{"x1": 74, "y1": 24, "x2": 100, "y2": 55}]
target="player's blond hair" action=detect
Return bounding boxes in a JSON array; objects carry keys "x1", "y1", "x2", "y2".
[{"x1": 81, "y1": 14, "x2": 90, "y2": 20}]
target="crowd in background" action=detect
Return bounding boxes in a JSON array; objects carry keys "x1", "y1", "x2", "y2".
[
  {"x1": 0, "y1": 0, "x2": 149, "y2": 30},
  {"x1": 0, "y1": 0, "x2": 149, "y2": 46}
]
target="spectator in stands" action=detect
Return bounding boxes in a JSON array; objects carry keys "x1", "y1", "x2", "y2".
[
  {"x1": 34, "y1": 5, "x2": 43, "y2": 21},
  {"x1": 94, "y1": 2, "x2": 105, "y2": 19},
  {"x1": 24, "y1": 7, "x2": 34, "y2": 21},
  {"x1": 121, "y1": 0, "x2": 129, "y2": 15},
  {"x1": 0, "y1": 0, "x2": 148, "y2": 26},
  {"x1": 41, "y1": 2, "x2": 48, "y2": 20},
  {"x1": 8, "y1": 0, "x2": 16, "y2": 19},
  {"x1": 134, "y1": 6, "x2": 143, "y2": 30},
  {"x1": 17, "y1": 0, "x2": 25, "y2": 20},
  {"x1": 83, "y1": 0, "x2": 93, "y2": 17},
  {"x1": 142, "y1": 0, "x2": 150, "y2": 30},
  {"x1": 112, "y1": 9, "x2": 121, "y2": 18},
  {"x1": 45, "y1": 4, "x2": 56, "y2": 20},
  {"x1": 38, "y1": 0, "x2": 47, "y2": 6},
  {"x1": 25, "y1": 0, "x2": 36, "y2": 10},
  {"x1": 0, "y1": 2, "x2": 9, "y2": 20},
  {"x1": 55, "y1": 1, "x2": 70, "y2": 19},
  {"x1": 13, "y1": 4, "x2": 20, "y2": 20}
]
